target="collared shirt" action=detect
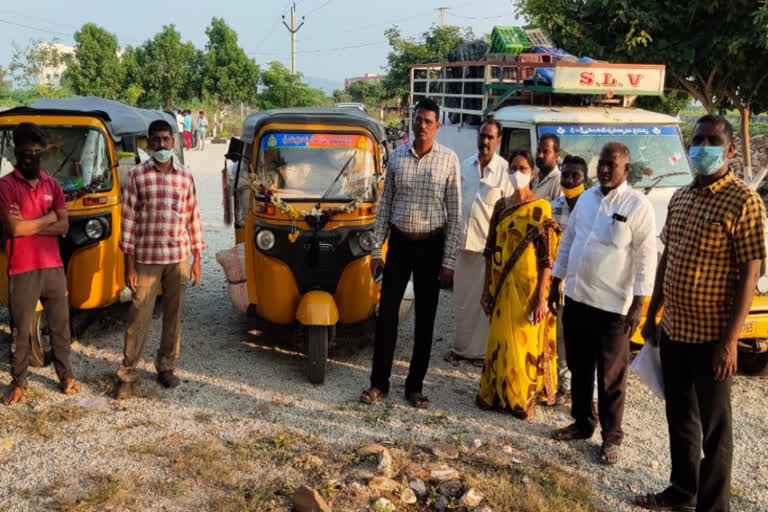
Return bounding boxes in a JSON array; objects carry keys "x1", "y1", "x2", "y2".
[
  {"x1": 0, "y1": 169, "x2": 66, "y2": 275},
  {"x1": 120, "y1": 158, "x2": 205, "y2": 264},
  {"x1": 553, "y1": 182, "x2": 657, "y2": 315},
  {"x1": 661, "y1": 172, "x2": 766, "y2": 343},
  {"x1": 372, "y1": 142, "x2": 461, "y2": 269},
  {"x1": 549, "y1": 195, "x2": 572, "y2": 231},
  {"x1": 460, "y1": 152, "x2": 511, "y2": 252},
  {"x1": 532, "y1": 165, "x2": 562, "y2": 201}
]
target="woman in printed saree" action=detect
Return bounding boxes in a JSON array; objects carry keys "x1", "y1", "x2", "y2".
[{"x1": 476, "y1": 150, "x2": 561, "y2": 419}]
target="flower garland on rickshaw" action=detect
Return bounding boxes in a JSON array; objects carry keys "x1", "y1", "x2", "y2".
[{"x1": 253, "y1": 178, "x2": 368, "y2": 243}]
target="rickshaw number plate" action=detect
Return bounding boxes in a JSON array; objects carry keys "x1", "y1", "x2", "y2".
[{"x1": 741, "y1": 321, "x2": 754, "y2": 335}]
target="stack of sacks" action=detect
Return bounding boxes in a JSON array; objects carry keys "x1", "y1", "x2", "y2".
[{"x1": 215, "y1": 243, "x2": 248, "y2": 312}]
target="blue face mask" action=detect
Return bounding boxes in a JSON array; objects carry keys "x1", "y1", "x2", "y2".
[
  {"x1": 689, "y1": 146, "x2": 725, "y2": 176},
  {"x1": 150, "y1": 149, "x2": 174, "y2": 163}
]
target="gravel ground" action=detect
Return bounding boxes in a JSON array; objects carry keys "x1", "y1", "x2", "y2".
[{"x1": 1, "y1": 143, "x2": 767, "y2": 511}]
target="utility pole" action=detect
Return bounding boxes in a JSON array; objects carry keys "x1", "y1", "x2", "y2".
[
  {"x1": 437, "y1": 7, "x2": 449, "y2": 27},
  {"x1": 282, "y1": 2, "x2": 305, "y2": 74}
]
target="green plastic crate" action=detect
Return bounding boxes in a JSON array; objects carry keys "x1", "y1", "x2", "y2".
[{"x1": 490, "y1": 26, "x2": 532, "y2": 55}]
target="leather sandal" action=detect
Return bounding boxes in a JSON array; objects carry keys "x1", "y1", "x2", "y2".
[
  {"x1": 360, "y1": 387, "x2": 385, "y2": 405},
  {"x1": 551, "y1": 423, "x2": 593, "y2": 441},
  {"x1": 406, "y1": 392, "x2": 429, "y2": 409}
]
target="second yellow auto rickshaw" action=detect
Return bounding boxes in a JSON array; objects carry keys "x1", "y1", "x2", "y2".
[
  {"x1": 227, "y1": 107, "x2": 388, "y2": 383},
  {"x1": 0, "y1": 96, "x2": 182, "y2": 365}
]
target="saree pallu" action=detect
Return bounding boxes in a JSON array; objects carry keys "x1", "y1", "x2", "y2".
[{"x1": 477, "y1": 198, "x2": 560, "y2": 419}]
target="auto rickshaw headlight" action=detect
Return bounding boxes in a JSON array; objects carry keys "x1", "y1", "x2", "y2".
[
  {"x1": 256, "y1": 229, "x2": 276, "y2": 251},
  {"x1": 358, "y1": 230, "x2": 374, "y2": 252},
  {"x1": 757, "y1": 275, "x2": 768, "y2": 295},
  {"x1": 84, "y1": 219, "x2": 105, "y2": 240}
]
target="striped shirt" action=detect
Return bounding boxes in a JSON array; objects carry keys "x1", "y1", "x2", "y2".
[
  {"x1": 120, "y1": 158, "x2": 205, "y2": 264},
  {"x1": 372, "y1": 142, "x2": 461, "y2": 269}
]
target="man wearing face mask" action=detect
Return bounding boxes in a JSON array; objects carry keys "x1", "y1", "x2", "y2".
[
  {"x1": 115, "y1": 120, "x2": 205, "y2": 400},
  {"x1": 549, "y1": 142, "x2": 656, "y2": 466},
  {"x1": 0, "y1": 123, "x2": 79, "y2": 405},
  {"x1": 634, "y1": 116, "x2": 765, "y2": 512},
  {"x1": 549, "y1": 155, "x2": 588, "y2": 401},
  {"x1": 445, "y1": 119, "x2": 512, "y2": 365},
  {"x1": 532, "y1": 133, "x2": 563, "y2": 201}
]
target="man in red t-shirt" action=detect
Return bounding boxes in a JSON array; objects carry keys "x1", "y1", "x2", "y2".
[{"x1": 0, "y1": 122, "x2": 79, "y2": 405}]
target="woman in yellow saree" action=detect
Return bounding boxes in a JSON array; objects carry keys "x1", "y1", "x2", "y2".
[{"x1": 477, "y1": 151, "x2": 561, "y2": 419}]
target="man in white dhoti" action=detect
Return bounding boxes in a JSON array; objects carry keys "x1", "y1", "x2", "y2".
[{"x1": 445, "y1": 119, "x2": 512, "y2": 365}]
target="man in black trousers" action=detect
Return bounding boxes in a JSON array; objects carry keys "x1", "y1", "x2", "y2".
[
  {"x1": 360, "y1": 98, "x2": 461, "y2": 409},
  {"x1": 635, "y1": 115, "x2": 765, "y2": 512}
]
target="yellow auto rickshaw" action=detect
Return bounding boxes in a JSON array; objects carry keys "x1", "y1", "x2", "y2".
[
  {"x1": 227, "y1": 107, "x2": 388, "y2": 383},
  {"x1": 0, "y1": 97, "x2": 183, "y2": 365}
]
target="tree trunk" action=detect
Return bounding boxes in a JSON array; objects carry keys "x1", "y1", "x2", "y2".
[{"x1": 740, "y1": 105, "x2": 752, "y2": 182}]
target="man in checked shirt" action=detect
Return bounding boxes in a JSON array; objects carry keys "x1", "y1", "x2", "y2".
[
  {"x1": 360, "y1": 98, "x2": 461, "y2": 409},
  {"x1": 635, "y1": 115, "x2": 766, "y2": 512},
  {"x1": 114, "y1": 120, "x2": 204, "y2": 400}
]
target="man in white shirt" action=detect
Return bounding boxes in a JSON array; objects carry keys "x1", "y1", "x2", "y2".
[
  {"x1": 548, "y1": 142, "x2": 657, "y2": 466},
  {"x1": 445, "y1": 119, "x2": 512, "y2": 364},
  {"x1": 532, "y1": 133, "x2": 563, "y2": 200}
]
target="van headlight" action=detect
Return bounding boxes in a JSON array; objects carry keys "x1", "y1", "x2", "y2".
[
  {"x1": 757, "y1": 275, "x2": 768, "y2": 295},
  {"x1": 256, "y1": 229, "x2": 275, "y2": 251},
  {"x1": 84, "y1": 219, "x2": 105, "y2": 240}
]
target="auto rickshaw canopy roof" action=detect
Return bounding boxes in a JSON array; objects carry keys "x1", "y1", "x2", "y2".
[
  {"x1": 241, "y1": 107, "x2": 388, "y2": 144},
  {"x1": 0, "y1": 97, "x2": 178, "y2": 142}
]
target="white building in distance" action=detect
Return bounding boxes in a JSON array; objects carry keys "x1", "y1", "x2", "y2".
[{"x1": 37, "y1": 43, "x2": 75, "y2": 87}]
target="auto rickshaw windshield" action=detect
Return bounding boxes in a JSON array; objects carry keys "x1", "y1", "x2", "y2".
[
  {"x1": 0, "y1": 126, "x2": 112, "y2": 195},
  {"x1": 256, "y1": 131, "x2": 377, "y2": 202}
]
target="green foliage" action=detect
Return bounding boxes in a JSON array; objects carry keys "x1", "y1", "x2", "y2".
[
  {"x1": 64, "y1": 24, "x2": 124, "y2": 98},
  {"x1": 258, "y1": 61, "x2": 331, "y2": 110},
  {"x1": 346, "y1": 80, "x2": 385, "y2": 107},
  {"x1": 202, "y1": 18, "x2": 260, "y2": 104},
  {"x1": 8, "y1": 40, "x2": 67, "y2": 87},
  {"x1": 0, "y1": 66, "x2": 11, "y2": 90},
  {"x1": 382, "y1": 24, "x2": 474, "y2": 101},
  {"x1": 634, "y1": 91, "x2": 691, "y2": 116},
  {"x1": 332, "y1": 89, "x2": 351, "y2": 103},
  {"x1": 129, "y1": 25, "x2": 199, "y2": 108}
]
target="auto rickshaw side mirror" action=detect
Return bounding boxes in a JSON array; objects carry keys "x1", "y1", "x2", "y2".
[{"x1": 226, "y1": 137, "x2": 246, "y2": 162}]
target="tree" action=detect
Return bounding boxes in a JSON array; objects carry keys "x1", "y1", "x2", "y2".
[
  {"x1": 382, "y1": 25, "x2": 474, "y2": 101},
  {"x1": 517, "y1": 0, "x2": 768, "y2": 175},
  {"x1": 259, "y1": 61, "x2": 330, "y2": 109},
  {"x1": 346, "y1": 80, "x2": 385, "y2": 106},
  {"x1": 133, "y1": 25, "x2": 198, "y2": 108},
  {"x1": 332, "y1": 89, "x2": 351, "y2": 103},
  {"x1": 0, "y1": 66, "x2": 12, "y2": 90},
  {"x1": 8, "y1": 39, "x2": 66, "y2": 87},
  {"x1": 65, "y1": 24, "x2": 124, "y2": 99},
  {"x1": 202, "y1": 18, "x2": 260, "y2": 103}
]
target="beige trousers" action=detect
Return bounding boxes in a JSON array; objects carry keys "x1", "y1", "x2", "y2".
[{"x1": 117, "y1": 261, "x2": 188, "y2": 382}]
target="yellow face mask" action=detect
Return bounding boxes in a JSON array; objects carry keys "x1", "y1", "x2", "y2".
[{"x1": 561, "y1": 183, "x2": 584, "y2": 199}]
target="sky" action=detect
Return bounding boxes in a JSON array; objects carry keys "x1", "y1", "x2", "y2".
[{"x1": 0, "y1": 0, "x2": 524, "y2": 89}]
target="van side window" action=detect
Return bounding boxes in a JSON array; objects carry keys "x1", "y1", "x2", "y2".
[{"x1": 500, "y1": 127, "x2": 531, "y2": 160}]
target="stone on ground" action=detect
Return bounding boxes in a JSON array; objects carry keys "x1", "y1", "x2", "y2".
[
  {"x1": 368, "y1": 476, "x2": 400, "y2": 492},
  {"x1": 432, "y1": 440, "x2": 460, "y2": 459},
  {"x1": 400, "y1": 487, "x2": 418, "y2": 504},
  {"x1": 373, "y1": 497, "x2": 396, "y2": 512},
  {"x1": 409, "y1": 478, "x2": 428, "y2": 497},
  {"x1": 459, "y1": 488, "x2": 484, "y2": 507},
  {"x1": 292, "y1": 485, "x2": 331, "y2": 512}
]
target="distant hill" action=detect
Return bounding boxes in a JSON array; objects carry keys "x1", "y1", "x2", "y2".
[{"x1": 305, "y1": 76, "x2": 344, "y2": 94}]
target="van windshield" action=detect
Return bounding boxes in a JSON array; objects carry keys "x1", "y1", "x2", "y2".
[
  {"x1": 538, "y1": 124, "x2": 693, "y2": 188},
  {"x1": 0, "y1": 126, "x2": 112, "y2": 196},
  {"x1": 256, "y1": 132, "x2": 377, "y2": 202}
]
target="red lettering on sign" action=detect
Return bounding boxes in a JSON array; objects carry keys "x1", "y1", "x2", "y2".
[
  {"x1": 602, "y1": 73, "x2": 617, "y2": 86},
  {"x1": 628, "y1": 73, "x2": 643, "y2": 86},
  {"x1": 579, "y1": 72, "x2": 594, "y2": 85}
]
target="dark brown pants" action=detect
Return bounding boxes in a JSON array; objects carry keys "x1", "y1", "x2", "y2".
[
  {"x1": 562, "y1": 297, "x2": 629, "y2": 445},
  {"x1": 660, "y1": 330, "x2": 732, "y2": 512},
  {"x1": 9, "y1": 267, "x2": 72, "y2": 387},
  {"x1": 117, "y1": 261, "x2": 188, "y2": 383}
]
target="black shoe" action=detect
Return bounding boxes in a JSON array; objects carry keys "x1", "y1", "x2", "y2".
[{"x1": 157, "y1": 371, "x2": 180, "y2": 388}]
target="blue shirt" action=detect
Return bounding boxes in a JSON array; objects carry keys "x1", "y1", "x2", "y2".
[{"x1": 183, "y1": 115, "x2": 192, "y2": 131}]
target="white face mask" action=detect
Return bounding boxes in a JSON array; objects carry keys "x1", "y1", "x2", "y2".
[{"x1": 509, "y1": 170, "x2": 532, "y2": 191}]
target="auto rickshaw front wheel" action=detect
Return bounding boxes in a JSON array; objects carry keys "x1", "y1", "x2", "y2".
[
  {"x1": 305, "y1": 325, "x2": 330, "y2": 384},
  {"x1": 29, "y1": 310, "x2": 50, "y2": 367}
]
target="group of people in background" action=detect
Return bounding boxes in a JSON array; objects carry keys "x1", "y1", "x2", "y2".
[
  {"x1": 175, "y1": 109, "x2": 208, "y2": 151},
  {"x1": 362, "y1": 98, "x2": 764, "y2": 512}
]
